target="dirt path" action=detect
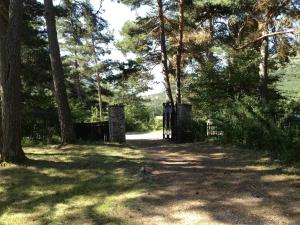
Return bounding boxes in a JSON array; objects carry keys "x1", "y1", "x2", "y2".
[
  {"x1": 126, "y1": 131, "x2": 162, "y2": 140},
  {"x1": 127, "y1": 138, "x2": 300, "y2": 225}
]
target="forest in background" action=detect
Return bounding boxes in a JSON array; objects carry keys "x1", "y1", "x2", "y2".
[{"x1": 0, "y1": 0, "x2": 300, "y2": 164}]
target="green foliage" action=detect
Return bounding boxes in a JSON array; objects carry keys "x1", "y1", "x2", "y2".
[
  {"x1": 117, "y1": 21, "x2": 151, "y2": 54},
  {"x1": 21, "y1": 0, "x2": 60, "y2": 142},
  {"x1": 144, "y1": 92, "x2": 167, "y2": 116},
  {"x1": 211, "y1": 96, "x2": 300, "y2": 163},
  {"x1": 125, "y1": 103, "x2": 152, "y2": 131},
  {"x1": 276, "y1": 56, "x2": 300, "y2": 98},
  {"x1": 90, "y1": 106, "x2": 101, "y2": 122},
  {"x1": 69, "y1": 101, "x2": 89, "y2": 122},
  {"x1": 186, "y1": 46, "x2": 300, "y2": 163},
  {"x1": 150, "y1": 116, "x2": 163, "y2": 131},
  {"x1": 217, "y1": 97, "x2": 282, "y2": 149},
  {"x1": 14, "y1": 0, "x2": 300, "y2": 165},
  {"x1": 190, "y1": 119, "x2": 207, "y2": 141},
  {"x1": 186, "y1": 49, "x2": 263, "y2": 118}
]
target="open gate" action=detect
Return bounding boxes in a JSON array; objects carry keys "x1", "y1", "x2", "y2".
[
  {"x1": 163, "y1": 102, "x2": 176, "y2": 140},
  {"x1": 163, "y1": 103, "x2": 194, "y2": 142}
]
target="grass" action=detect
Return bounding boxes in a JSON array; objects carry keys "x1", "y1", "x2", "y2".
[{"x1": 0, "y1": 143, "x2": 151, "y2": 225}]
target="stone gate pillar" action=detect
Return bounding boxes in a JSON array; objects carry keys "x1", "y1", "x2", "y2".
[
  {"x1": 108, "y1": 105, "x2": 126, "y2": 143},
  {"x1": 176, "y1": 104, "x2": 192, "y2": 142}
]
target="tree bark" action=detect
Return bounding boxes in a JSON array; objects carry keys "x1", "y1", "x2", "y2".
[
  {"x1": 96, "y1": 71, "x2": 103, "y2": 119},
  {"x1": 157, "y1": 0, "x2": 174, "y2": 106},
  {"x1": 0, "y1": 0, "x2": 26, "y2": 163},
  {"x1": 44, "y1": 0, "x2": 75, "y2": 144},
  {"x1": 175, "y1": 0, "x2": 184, "y2": 104},
  {"x1": 259, "y1": 29, "x2": 269, "y2": 103}
]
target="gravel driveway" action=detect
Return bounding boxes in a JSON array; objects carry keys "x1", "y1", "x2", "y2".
[{"x1": 126, "y1": 131, "x2": 163, "y2": 140}]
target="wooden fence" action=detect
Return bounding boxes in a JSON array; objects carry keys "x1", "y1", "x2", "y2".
[{"x1": 74, "y1": 122, "x2": 109, "y2": 141}]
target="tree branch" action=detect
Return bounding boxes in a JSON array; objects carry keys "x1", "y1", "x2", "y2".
[{"x1": 233, "y1": 30, "x2": 295, "y2": 50}]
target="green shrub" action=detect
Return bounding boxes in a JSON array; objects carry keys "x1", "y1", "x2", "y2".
[
  {"x1": 125, "y1": 103, "x2": 152, "y2": 131},
  {"x1": 190, "y1": 119, "x2": 207, "y2": 141},
  {"x1": 213, "y1": 96, "x2": 300, "y2": 163},
  {"x1": 151, "y1": 116, "x2": 163, "y2": 131}
]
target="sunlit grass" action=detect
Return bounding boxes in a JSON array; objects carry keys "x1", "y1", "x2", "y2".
[{"x1": 0, "y1": 143, "x2": 150, "y2": 225}]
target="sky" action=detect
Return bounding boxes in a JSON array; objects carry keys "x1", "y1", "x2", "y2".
[{"x1": 50, "y1": 0, "x2": 164, "y2": 95}]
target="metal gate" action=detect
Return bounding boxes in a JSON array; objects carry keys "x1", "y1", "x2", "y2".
[{"x1": 163, "y1": 102, "x2": 176, "y2": 139}]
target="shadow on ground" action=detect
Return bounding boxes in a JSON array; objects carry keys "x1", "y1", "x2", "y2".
[
  {"x1": 0, "y1": 140, "x2": 299, "y2": 225},
  {"x1": 0, "y1": 144, "x2": 148, "y2": 225},
  {"x1": 126, "y1": 139, "x2": 300, "y2": 225}
]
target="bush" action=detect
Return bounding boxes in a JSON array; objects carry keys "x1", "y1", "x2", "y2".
[
  {"x1": 213, "y1": 96, "x2": 300, "y2": 163},
  {"x1": 190, "y1": 119, "x2": 207, "y2": 141},
  {"x1": 151, "y1": 116, "x2": 163, "y2": 131},
  {"x1": 125, "y1": 103, "x2": 152, "y2": 131}
]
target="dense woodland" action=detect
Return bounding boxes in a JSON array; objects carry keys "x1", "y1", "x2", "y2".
[{"x1": 0, "y1": 0, "x2": 300, "y2": 163}]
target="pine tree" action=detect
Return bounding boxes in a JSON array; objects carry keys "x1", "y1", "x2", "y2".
[
  {"x1": 0, "y1": 0, "x2": 26, "y2": 163},
  {"x1": 120, "y1": 0, "x2": 175, "y2": 105},
  {"x1": 44, "y1": 0, "x2": 76, "y2": 144},
  {"x1": 81, "y1": 0, "x2": 112, "y2": 119},
  {"x1": 175, "y1": 0, "x2": 185, "y2": 104},
  {"x1": 59, "y1": 0, "x2": 86, "y2": 101}
]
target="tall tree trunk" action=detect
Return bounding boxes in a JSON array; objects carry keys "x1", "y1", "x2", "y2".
[
  {"x1": 0, "y1": 0, "x2": 26, "y2": 163},
  {"x1": 92, "y1": 39, "x2": 103, "y2": 119},
  {"x1": 259, "y1": 29, "x2": 269, "y2": 104},
  {"x1": 175, "y1": 0, "x2": 184, "y2": 104},
  {"x1": 157, "y1": 0, "x2": 174, "y2": 106},
  {"x1": 44, "y1": 0, "x2": 75, "y2": 144},
  {"x1": 96, "y1": 72, "x2": 103, "y2": 119}
]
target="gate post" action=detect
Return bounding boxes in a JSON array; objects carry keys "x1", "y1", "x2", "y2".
[
  {"x1": 108, "y1": 105, "x2": 126, "y2": 143},
  {"x1": 176, "y1": 104, "x2": 192, "y2": 142}
]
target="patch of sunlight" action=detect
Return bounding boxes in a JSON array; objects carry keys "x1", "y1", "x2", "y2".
[
  {"x1": 24, "y1": 146, "x2": 55, "y2": 154},
  {"x1": 161, "y1": 161, "x2": 193, "y2": 165},
  {"x1": 210, "y1": 152, "x2": 226, "y2": 157},
  {"x1": 95, "y1": 146, "x2": 143, "y2": 160},
  {"x1": 245, "y1": 165, "x2": 275, "y2": 171},
  {"x1": 0, "y1": 212, "x2": 40, "y2": 225},
  {"x1": 26, "y1": 189, "x2": 56, "y2": 197},
  {"x1": 36, "y1": 169, "x2": 70, "y2": 177},
  {"x1": 212, "y1": 166, "x2": 242, "y2": 171},
  {"x1": 52, "y1": 196, "x2": 98, "y2": 220},
  {"x1": 170, "y1": 200, "x2": 207, "y2": 211},
  {"x1": 261, "y1": 174, "x2": 299, "y2": 182},
  {"x1": 27, "y1": 183, "x2": 74, "y2": 196},
  {"x1": 268, "y1": 191, "x2": 285, "y2": 197},
  {"x1": 228, "y1": 196, "x2": 263, "y2": 206},
  {"x1": 282, "y1": 166, "x2": 300, "y2": 175},
  {"x1": 54, "y1": 203, "x2": 72, "y2": 217},
  {"x1": 96, "y1": 190, "x2": 145, "y2": 213},
  {"x1": 1, "y1": 144, "x2": 149, "y2": 225},
  {"x1": 52, "y1": 198, "x2": 93, "y2": 218},
  {"x1": 0, "y1": 186, "x2": 5, "y2": 193},
  {"x1": 0, "y1": 163, "x2": 18, "y2": 170},
  {"x1": 69, "y1": 195, "x2": 100, "y2": 206},
  {"x1": 257, "y1": 157, "x2": 270, "y2": 163},
  {"x1": 183, "y1": 165, "x2": 205, "y2": 169},
  {"x1": 172, "y1": 211, "x2": 212, "y2": 225}
]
